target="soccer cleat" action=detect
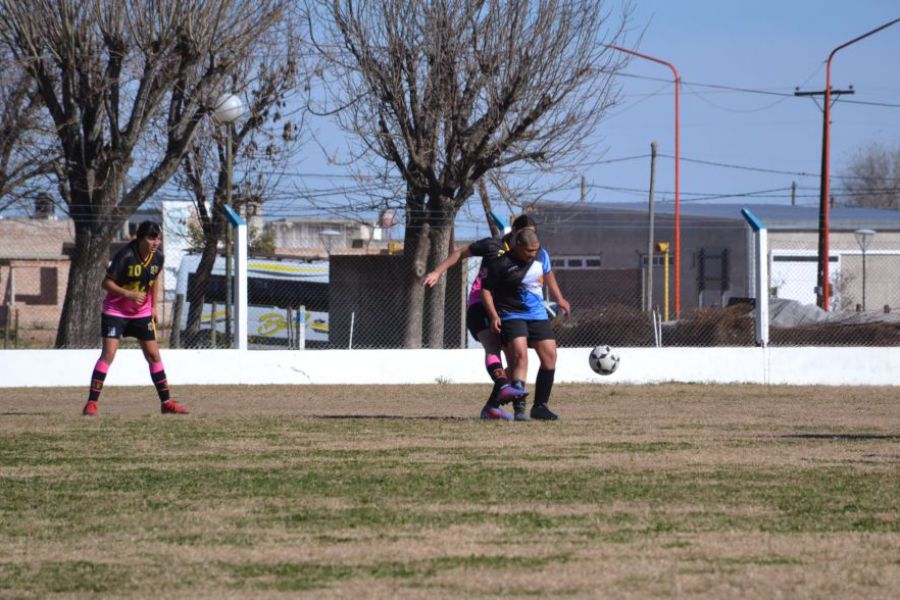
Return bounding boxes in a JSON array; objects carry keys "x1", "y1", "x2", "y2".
[
  {"x1": 530, "y1": 403, "x2": 558, "y2": 421},
  {"x1": 480, "y1": 403, "x2": 513, "y2": 421},
  {"x1": 512, "y1": 399, "x2": 530, "y2": 421},
  {"x1": 82, "y1": 401, "x2": 99, "y2": 416},
  {"x1": 160, "y1": 400, "x2": 190, "y2": 415},
  {"x1": 497, "y1": 382, "x2": 528, "y2": 403}
]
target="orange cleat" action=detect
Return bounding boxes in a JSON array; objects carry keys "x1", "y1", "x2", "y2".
[
  {"x1": 82, "y1": 401, "x2": 99, "y2": 416},
  {"x1": 160, "y1": 400, "x2": 190, "y2": 415}
]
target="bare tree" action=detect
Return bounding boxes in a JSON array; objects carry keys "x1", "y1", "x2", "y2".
[
  {"x1": 0, "y1": 0, "x2": 289, "y2": 347},
  {"x1": 311, "y1": 0, "x2": 628, "y2": 348},
  {"x1": 839, "y1": 142, "x2": 900, "y2": 209},
  {"x1": 178, "y1": 23, "x2": 306, "y2": 346},
  {"x1": 0, "y1": 46, "x2": 58, "y2": 212}
]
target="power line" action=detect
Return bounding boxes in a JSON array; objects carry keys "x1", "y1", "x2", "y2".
[{"x1": 618, "y1": 71, "x2": 900, "y2": 108}]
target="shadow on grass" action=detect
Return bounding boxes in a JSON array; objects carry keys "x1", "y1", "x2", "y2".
[
  {"x1": 311, "y1": 414, "x2": 472, "y2": 421},
  {"x1": 780, "y1": 433, "x2": 900, "y2": 441}
]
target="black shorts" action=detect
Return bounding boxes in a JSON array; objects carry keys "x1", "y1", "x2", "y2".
[
  {"x1": 500, "y1": 318, "x2": 555, "y2": 345},
  {"x1": 101, "y1": 314, "x2": 156, "y2": 341},
  {"x1": 466, "y1": 303, "x2": 492, "y2": 338}
]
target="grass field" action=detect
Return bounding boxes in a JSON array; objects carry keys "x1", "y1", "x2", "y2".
[{"x1": 1, "y1": 383, "x2": 899, "y2": 599}]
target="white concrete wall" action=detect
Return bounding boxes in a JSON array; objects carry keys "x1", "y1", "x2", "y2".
[{"x1": 1, "y1": 346, "x2": 899, "y2": 387}]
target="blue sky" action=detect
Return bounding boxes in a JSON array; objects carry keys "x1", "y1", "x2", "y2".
[
  {"x1": 593, "y1": 1, "x2": 900, "y2": 207},
  {"x1": 284, "y1": 1, "x2": 900, "y2": 239}
]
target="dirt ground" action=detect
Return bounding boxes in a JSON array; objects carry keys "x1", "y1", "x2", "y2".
[
  {"x1": 4, "y1": 381, "x2": 898, "y2": 428},
  {"x1": 1, "y1": 383, "x2": 899, "y2": 599}
]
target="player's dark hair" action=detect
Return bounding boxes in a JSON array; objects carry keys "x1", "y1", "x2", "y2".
[
  {"x1": 515, "y1": 228, "x2": 539, "y2": 247},
  {"x1": 136, "y1": 221, "x2": 162, "y2": 240},
  {"x1": 512, "y1": 214, "x2": 536, "y2": 230}
]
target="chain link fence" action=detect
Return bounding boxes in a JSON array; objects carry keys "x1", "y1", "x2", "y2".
[{"x1": 4, "y1": 210, "x2": 900, "y2": 349}]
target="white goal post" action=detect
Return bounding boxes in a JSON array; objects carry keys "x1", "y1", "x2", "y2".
[
  {"x1": 741, "y1": 208, "x2": 769, "y2": 347},
  {"x1": 223, "y1": 204, "x2": 248, "y2": 350}
]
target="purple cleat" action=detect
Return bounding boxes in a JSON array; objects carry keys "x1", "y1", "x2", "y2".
[
  {"x1": 497, "y1": 383, "x2": 528, "y2": 403},
  {"x1": 480, "y1": 404, "x2": 514, "y2": 421}
]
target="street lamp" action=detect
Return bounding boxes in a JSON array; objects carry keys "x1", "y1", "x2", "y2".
[
  {"x1": 608, "y1": 45, "x2": 681, "y2": 318},
  {"x1": 855, "y1": 228, "x2": 875, "y2": 311},
  {"x1": 213, "y1": 93, "x2": 244, "y2": 343}
]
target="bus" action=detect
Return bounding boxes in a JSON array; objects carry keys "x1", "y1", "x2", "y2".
[{"x1": 173, "y1": 254, "x2": 329, "y2": 347}]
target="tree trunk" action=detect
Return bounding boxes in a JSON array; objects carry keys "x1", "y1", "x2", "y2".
[
  {"x1": 401, "y1": 205, "x2": 431, "y2": 349},
  {"x1": 424, "y1": 220, "x2": 452, "y2": 348},
  {"x1": 184, "y1": 210, "x2": 224, "y2": 346},
  {"x1": 55, "y1": 220, "x2": 117, "y2": 348}
]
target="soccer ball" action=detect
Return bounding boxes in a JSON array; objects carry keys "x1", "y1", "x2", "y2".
[{"x1": 589, "y1": 345, "x2": 620, "y2": 375}]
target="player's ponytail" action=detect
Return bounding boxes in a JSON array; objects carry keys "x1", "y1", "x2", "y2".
[{"x1": 512, "y1": 214, "x2": 536, "y2": 231}]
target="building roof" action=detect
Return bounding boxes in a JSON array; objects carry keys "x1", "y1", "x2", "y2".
[
  {"x1": 0, "y1": 218, "x2": 74, "y2": 259},
  {"x1": 534, "y1": 201, "x2": 900, "y2": 231}
]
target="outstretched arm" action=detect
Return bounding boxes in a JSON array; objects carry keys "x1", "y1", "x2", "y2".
[{"x1": 422, "y1": 245, "x2": 472, "y2": 287}]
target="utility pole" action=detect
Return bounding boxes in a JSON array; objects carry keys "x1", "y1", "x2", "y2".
[
  {"x1": 580, "y1": 175, "x2": 587, "y2": 203},
  {"x1": 791, "y1": 180, "x2": 797, "y2": 207},
  {"x1": 794, "y1": 85, "x2": 854, "y2": 309},
  {"x1": 646, "y1": 142, "x2": 657, "y2": 313},
  {"x1": 792, "y1": 14, "x2": 900, "y2": 311}
]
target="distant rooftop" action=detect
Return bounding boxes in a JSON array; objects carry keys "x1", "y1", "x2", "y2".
[{"x1": 534, "y1": 202, "x2": 900, "y2": 231}]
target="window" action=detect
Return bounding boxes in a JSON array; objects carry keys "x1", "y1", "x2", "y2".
[
  {"x1": 641, "y1": 254, "x2": 672, "y2": 267},
  {"x1": 552, "y1": 255, "x2": 602, "y2": 270}
]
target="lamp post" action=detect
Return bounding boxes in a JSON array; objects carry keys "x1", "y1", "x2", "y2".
[
  {"x1": 213, "y1": 93, "x2": 245, "y2": 343},
  {"x1": 855, "y1": 228, "x2": 875, "y2": 311},
  {"x1": 812, "y1": 17, "x2": 900, "y2": 311},
  {"x1": 609, "y1": 45, "x2": 681, "y2": 318}
]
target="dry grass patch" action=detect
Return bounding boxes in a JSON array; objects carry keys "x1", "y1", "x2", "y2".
[{"x1": 1, "y1": 383, "x2": 898, "y2": 598}]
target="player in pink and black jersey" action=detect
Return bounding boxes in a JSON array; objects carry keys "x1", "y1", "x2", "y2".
[
  {"x1": 423, "y1": 215, "x2": 568, "y2": 420},
  {"x1": 481, "y1": 228, "x2": 570, "y2": 421},
  {"x1": 82, "y1": 221, "x2": 189, "y2": 416}
]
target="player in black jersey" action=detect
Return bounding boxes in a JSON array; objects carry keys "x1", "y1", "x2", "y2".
[
  {"x1": 423, "y1": 216, "x2": 538, "y2": 420},
  {"x1": 82, "y1": 221, "x2": 189, "y2": 416}
]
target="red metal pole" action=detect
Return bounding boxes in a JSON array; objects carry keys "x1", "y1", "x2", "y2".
[
  {"x1": 609, "y1": 45, "x2": 681, "y2": 317},
  {"x1": 818, "y1": 17, "x2": 900, "y2": 311}
]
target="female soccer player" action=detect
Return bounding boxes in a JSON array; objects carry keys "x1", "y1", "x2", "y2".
[
  {"x1": 82, "y1": 221, "x2": 189, "y2": 416},
  {"x1": 423, "y1": 215, "x2": 568, "y2": 420},
  {"x1": 481, "y1": 228, "x2": 569, "y2": 421}
]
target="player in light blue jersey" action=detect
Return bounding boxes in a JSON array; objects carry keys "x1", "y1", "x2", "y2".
[{"x1": 481, "y1": 229, "x2": 570, "y2": 420}]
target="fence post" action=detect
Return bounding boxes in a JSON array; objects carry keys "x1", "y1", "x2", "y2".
[
  {"x1": 298, "y1": 305, "x2": 306, "y2": 350},
  {"x1": 741, "y1": 209, "x2": 769, "y2": 347},
  {"x1": 171, "y1": 294, "x2": 184, "y2": 349},
  {"x1": 210, "y1": 301, "x2": 217, "y2": 348},
  {"x1": 286, "y1": 308, "x2": 293, "y2": 349}
]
